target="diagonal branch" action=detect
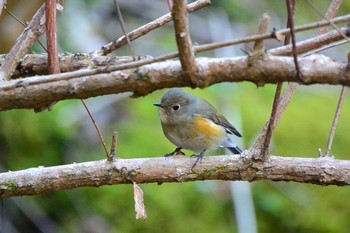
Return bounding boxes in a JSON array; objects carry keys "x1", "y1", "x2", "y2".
[
  {"x1": 318, "y1": 0, "x2": 344, "y2": 34},
  {"x1": 0, "y1": 0, "x2": 6, "y2": 16},
  {"x1": 113, "y1": 0, "x2": 135, "y2": 58},
  {"x1": 0, "y1": 4, "x2": 47, "y2": 81},
  {"x1": 315, "y1": 0, "x2": 347, "y2": 157},
  {"x1": 252, "y1": 0, "x2": 296, "y2": 159},
  {"x1": 325, "y1": 86, "x2": 347, "y2": 156},
  {"x1": 95, "y1": 0, "x2": 211, "y2": 56}
]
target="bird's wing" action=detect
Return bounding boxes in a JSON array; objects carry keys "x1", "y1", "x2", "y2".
[
  {"x1": 196, "y1": 99, "x2": 242, "y2": 138},
  {"x1": 213, "y1": 114, "x2": 242, "y2": 137}
]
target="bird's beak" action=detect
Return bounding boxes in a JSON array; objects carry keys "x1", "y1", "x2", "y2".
[{"x1": 153, "y1": 103, "x2": 164, "y2": 108}]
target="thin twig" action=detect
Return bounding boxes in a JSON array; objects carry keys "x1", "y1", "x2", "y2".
[
  {"x1": 0, "y1": 4, "x2": 47, "y2": 81},
  {"x1": 305, "y1": 0, "x2": 350, "y2": 44},
  {"x1": 108, "y1": 131, "x2": 118, "y2": 161},
  {"x1": 46, "y1": 0, "x2": 60, "y2": 74},
  {"x1": 325, "y1": 86, "x2": 347, "y2": 156},
  {"x1": 317, "y1": 0, "x2": 344, "y2": 35},
  {"x1": 195, "y1": 14, "x2": 350, "y2": 53},
  {"x1": 268, "y1": 26, "x2": 350, "y2": 56},
  {"x1": 308, "y1": 0, "x2": 346, "y2": 157},
  {"x1": 95, "y1": 0, "x2": 211, "y2": 56},
  {"x1": 286, "y1": 0, "x2": 303, "y2": 80},
  {"x1": 302, "y1": 39, "x2": 348, "y2": 57},
  {"x1": 80, "y1": 100, "x2": 109, "y2": 157},
  {"x1": 4, "y1": 7, "x2": 47, "y2": 51},
  {"x1": 256, "y1": 0, "x2": 296, "y2": 159},
  {"x1": 0, "y1": 0, "x2": 6, "y2": 16},
  {"x1": 167, "y1": 0, "x2": 173, "y2": 10},
  {"x1": 172, "y1": 0, "x2": 199, "y2": 87},
  {"x1": 113, "y1": 0, "x2": 135, "y2": 59}
]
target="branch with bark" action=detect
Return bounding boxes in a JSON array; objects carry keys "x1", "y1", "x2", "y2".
[
  {"x1": 0, "y1": 154, "x2": 349, "y2": 198},
  {"x1": 1, "y1": 0, "x2": 350, "y2": 201},
  {"x1": 0, "y1": 54, "x2": 348, "y2": 111}
]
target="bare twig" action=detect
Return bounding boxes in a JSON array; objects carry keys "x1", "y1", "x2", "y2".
[
  {"x1": 0, "y1": 4, "x2": 46, "y2": 81},
  {"x1": 325, "y1": 86, "x2": 347, "y2": 156},
  {"x1": 4, "y1": 7, "x2": 47, "y2": 51},
  {"x1": 195, "y1": 14, "x2": 350, "y2": 53},
  {"x1": 95, "y1": 0, "x2": 211, "y2": 56},
  {"x1": 268, "y1": 26, "x2": 350, "y2": 56},
  {"x1": 46, "y1": 0, "x2": 60, "y2": 74},
  {"x1": 305, "y1": 1, "x2": 350, "y2": 45},
  {"x1": 172, "y1": 0, "x2": 200, "y2": 87},
  {"x1": 252, "y1": 12, "x2": 273, "y2": 159},
  {"x1": 0, "y1": 154, "x2": 350, "y2": 198},
  {"x1": 286, "y1": 0, "x2": 303, "y2": 80},
  {"x1": 313, "y1": 0, "x2": 347, "y2": 157},
  {"x1": 317, "y1": 0, "x2": 344, "y2": 35},
  {"x1": 254, "y1": 0, "x2": 296, "y2": 160},
  {"x1": 302, "y1": 40, "x2": 348, "y2": 57},
  {"x1": 0, "y1": 0, "x2": 6, "y2": 16},
  {"x1": 108, "y1": 131, "x2": 118, "y2": 161},
  {"x1": 166, "y1": 0, "x2": 173, "y2": 10},
  {"x1": 253, "y1": 13, "x2": 271, "y2": 53},
  {"x1": 81, "y1": 100, "x2": 109, "y2": 157},
  {"x1": 113, "y1": 0, "x2": 135, "y2": 59}
]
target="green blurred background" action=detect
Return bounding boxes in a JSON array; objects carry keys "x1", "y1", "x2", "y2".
[{"x1": 1, "y1": 0, "x2": 350, "y2": 232}]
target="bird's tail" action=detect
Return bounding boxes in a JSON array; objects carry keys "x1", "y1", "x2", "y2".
[{"x1": 227, "y1": 146, "x2": 242, "y2": 154}]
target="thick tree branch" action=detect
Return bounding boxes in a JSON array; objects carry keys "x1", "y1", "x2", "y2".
[
  {"x1": 0, "y1": 53, "x2": 152, "y2": 79},
  {"x1": 0, "y1": 54, "x2": 348, "y2": 111},
  {"x1": 0, "y1": 154, "x2": 349, "y2": 198}
]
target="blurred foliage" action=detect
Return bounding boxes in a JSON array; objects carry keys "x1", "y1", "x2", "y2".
[{"x1": 1, "y1": 0, "x2": 350, "y2": 233}]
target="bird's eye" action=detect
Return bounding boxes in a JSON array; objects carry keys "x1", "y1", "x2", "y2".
[{"x1": 172, "y1": 104, "x2": 180, "y2": 111}]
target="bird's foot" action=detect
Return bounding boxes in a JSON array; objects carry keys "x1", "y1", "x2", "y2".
[
  {"x1": 164, "y1": 147, "x2": 184, "y2": 158},
  {"x1": 191, "y1": 149, "x2": 206, "y2": 169}
]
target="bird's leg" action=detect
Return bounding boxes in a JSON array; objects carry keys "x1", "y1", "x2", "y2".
[
  {"x1": 191, "y1": 149, "x2": 207, "y2": 169},
  {"x1": 165, "y1": 147, "x2": 183, "y2": 157}
]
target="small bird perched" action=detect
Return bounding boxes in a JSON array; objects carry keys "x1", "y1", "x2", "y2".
[{"x1": 154, "y1": 88, "x2": 242, "y2": 168}]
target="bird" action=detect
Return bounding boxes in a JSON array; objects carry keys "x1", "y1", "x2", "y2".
[{"x1": 154, "y1": 88, "x2": 242, "y2": 168}]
